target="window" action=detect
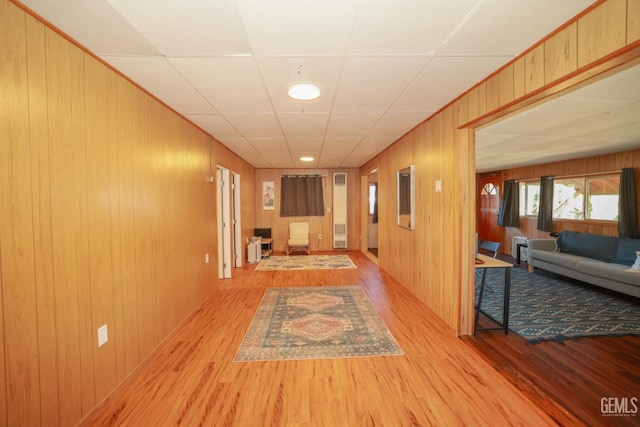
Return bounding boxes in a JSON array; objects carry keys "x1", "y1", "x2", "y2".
[
  {"x1": 481, "y1": 183, "x2": 497, "y2": 196},
  {"x1": 368, "y1": 184, "x2": 376, "y2": 215},
  {"x1": 519, "y1": 174, "x2": 619, "y2": 221},
  {"x1": 586, "y1": 175, "x2": 619, "y2": 220},
  {"x1": 519, "y1": 182, "x2": 540, "y2": 216}
]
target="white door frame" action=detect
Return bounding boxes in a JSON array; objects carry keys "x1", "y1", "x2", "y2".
[{"x1": 216, "y1": 166, "x2": 232, "y2": 279}]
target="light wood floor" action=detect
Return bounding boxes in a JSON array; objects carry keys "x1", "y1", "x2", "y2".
[{"x1": 79, "y1": 251, "x2": 605, "y2": 426}]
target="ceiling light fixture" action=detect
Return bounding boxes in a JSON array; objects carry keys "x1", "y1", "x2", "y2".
[
  {"x1": 300, "y1": 156, "x2": 314, "y2": 162},
  {"x1": 288, "y1": 83, "x2": 320, "y2": 101}
]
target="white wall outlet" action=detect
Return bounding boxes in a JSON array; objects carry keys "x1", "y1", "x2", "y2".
[
  {"x1": 205, "y1": 253, "x2": 209, "y2": 264},
  {"x1": 435, "y1": 180, "x2": 442, "y2": 192},
  {"x1": 97, "y1": 324, "x2": 108, "y2": 347},
  {"x1": 318, "y1": 234, "x2": 323, "y2": 240}
]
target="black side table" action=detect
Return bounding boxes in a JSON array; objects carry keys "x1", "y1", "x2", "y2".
[{"x1": 516, "y1": 242, "x2": 528, "y2": 264}]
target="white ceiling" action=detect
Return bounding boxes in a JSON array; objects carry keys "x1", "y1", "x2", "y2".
[
  {"x1": 19, "y1": 0, "x2": 605, "y2": 169},
  {"x1": 476, "y1": 63, "x2": 640, "y2": 173}
]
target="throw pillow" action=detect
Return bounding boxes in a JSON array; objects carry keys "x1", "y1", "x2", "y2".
[{"x1": 626, "y1": 251, "x2": 640, "y2": 273}]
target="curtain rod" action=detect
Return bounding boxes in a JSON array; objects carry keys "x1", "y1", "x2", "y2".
[
  {"x1": 519, "y1": 170, "x2": 621, "y2": 181},
  {"x1": 280, "y1": 174, "x2": 326, "y2": 177}
]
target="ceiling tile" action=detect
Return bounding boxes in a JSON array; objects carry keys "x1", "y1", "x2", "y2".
[
  {"x1": 20, "y1": 0, "x2": 159, "y2": 55},
  {"x1": 326, "y1": 113, "x2": 382, "y2": 138},
  {"x1": 102, "y1": 56, "x2": 214, "y2": 115},
  {"x1": 170, "y1": 57, "x2": 272, "y2": 114},
  {"x1": 333, "y1": 56, "x2": 431, "y2": 113},
  {"x1": 224, "y1": 114, "x2": 283, "y2": 139},
  {"x1": 348, "y1": 0, "x2": 478, "y2": 55},
  {"x1": 186, "y1": 114, "x2": 243, "y2": 139},
  {"x1": 285, "y1": 137, "x2": 324, "y2": 152},
  {"x1": 369, "y1": 112, "x2": 430, "y2": 138},
  {"x1": 236, "y1": 0, "x2": 358, "y2": 56},
  {"x1": 390, "y1": 56, "x2": 509, "y2": 112},
  {"x1": 277, "y1": 113, "x2": 329, "y2": 137},
  {"x1": 259, "y1": 151, "x2": 296, "y2": 168},
  {"x1": 106, "y1": 0, "x2": 250, "y2": 56},
  {"x1": 439, "y1": 0, "x2": 595, "y2": 56},
  {"x1": 246, "y1": 138, "x2": 290, "y2": 152}
]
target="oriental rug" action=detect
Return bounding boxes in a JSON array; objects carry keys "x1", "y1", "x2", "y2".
[
  {"x1": 477, "y1": 267, "x2": 640, "y2": 343},
  {"x1": 255, "y1": 255, "x2": 356, "y2": 271},
  {"x1": 234, "y1": 286, "x2": 403, "y2": 361}
]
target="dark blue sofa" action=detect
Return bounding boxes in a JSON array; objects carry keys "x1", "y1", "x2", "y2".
[{"x1": 528, "y1": 231, "x2": 640, "y2": 298}]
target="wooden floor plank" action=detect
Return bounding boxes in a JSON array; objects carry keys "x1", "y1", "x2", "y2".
[{"x1": 78, "y1": 251, "x2": 639, "y2": 426}]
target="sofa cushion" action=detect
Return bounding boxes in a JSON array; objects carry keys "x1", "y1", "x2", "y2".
[
  {"x1": 530, "y1": 249, "x2": 584, "y2": 270},
  {"x1": 576, "y1": 260, "x2": 640, "y2": 287},
  {"x1": 557, "y1": 231, "x2": 618, "y2": 263},
  {"x1": 614, "y1": 238, "x2": 640, "y2": 266}
]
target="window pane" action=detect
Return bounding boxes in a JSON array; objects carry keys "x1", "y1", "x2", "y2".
[
  {"x1": 553, "y1": 178, "x2": 584, "y2": 219},
  {"x1": 368, "y1": 185, "x2": 376, "y2": 215},
  {"x1": 587, "y1": 175, "x2": 619, "y2": 220},
  {"x1": 521, "y1": 182, "x2": 540, "y2": 216}
]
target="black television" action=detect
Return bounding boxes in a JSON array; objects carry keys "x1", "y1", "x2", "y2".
[{"x1": 254, "y1": 227, "x2": 272, "y2": 239}]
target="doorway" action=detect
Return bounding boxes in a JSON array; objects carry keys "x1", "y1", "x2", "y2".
[
  {"x1": 361, "y1": 169, "x2": 379, "y2": 262},
  {"x1": 216, "y1": 166, "x2": 232, "y2": 279},
  {"x1": 232, "y1": 172, "x2": 242, "y2": 268},
  {"x1": 477, "y1": 174, "x2": 502, "y2": 245}
]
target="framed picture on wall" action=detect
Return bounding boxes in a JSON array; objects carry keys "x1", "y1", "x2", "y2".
[{"x1": 263, "y1": 181, "x2": 275, "y2": 210}]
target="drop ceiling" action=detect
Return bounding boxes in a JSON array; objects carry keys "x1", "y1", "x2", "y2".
[{"x1": 18, "y1": 0, "x2": 605, "y2": 169}]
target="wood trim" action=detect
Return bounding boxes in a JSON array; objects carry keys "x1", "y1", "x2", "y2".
[{"x1": 460, "y1": 43, "x2": 640, "y2": 130}]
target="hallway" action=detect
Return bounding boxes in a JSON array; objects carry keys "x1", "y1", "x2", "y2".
[{"x1": 79, "y1": 251, "x2": 568, "y2": 426}]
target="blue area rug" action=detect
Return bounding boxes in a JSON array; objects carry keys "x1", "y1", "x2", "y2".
[
  {"x1": 235, "y1": 286, "x2": 403, "y2": 361},
  {"x1": 477, "y1": 267, "x2": 640, "y2": 343}
]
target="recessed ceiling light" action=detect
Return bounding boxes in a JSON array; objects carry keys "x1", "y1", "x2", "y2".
[
  {"x1": 300, "y1": 156, "x2": 314, "y2": 162},
  {"x1": 288, "y1": 84, "x2": 320, "y2": 101}
]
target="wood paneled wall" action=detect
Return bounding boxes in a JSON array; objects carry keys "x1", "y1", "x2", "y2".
[
  {"x1": 497, "y1": 149, "x2": 640, "y2": 251},
  {"x1": 0, "y1": 1, "x2": 255, "y2": 425},
  {"x1": 360, "y1": 0, "x2": 640, "y2": 336},
  {"x1": 254, "y1": 168, "x2": 360, "y2": 252}
]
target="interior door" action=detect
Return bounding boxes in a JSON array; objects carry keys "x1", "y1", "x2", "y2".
[
  {"x1": 477, "y1": 175, "x2": 502, "y2": 245},
  {"x1": 216, "y1": 167, "x2": 232, "y2": 279}
]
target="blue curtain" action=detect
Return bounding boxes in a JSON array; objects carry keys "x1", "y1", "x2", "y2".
[
  {"x1": 497, "y1": 180, "x2": 520, "y2": 227},
  {"x1": 537, "y1": 176, "x2": 554, "y2": 232},
  {"x1": 618, "y1": 167, "x2": 638, "y2": 238}
]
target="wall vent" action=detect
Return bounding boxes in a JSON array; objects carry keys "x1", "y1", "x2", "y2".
[{"x1": 333, "y1": 173, "x2": 347, "y2": 249}]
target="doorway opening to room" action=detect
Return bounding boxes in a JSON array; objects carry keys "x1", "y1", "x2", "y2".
[{"x1": 361, "y1": 169, "x2": 379, "y2": 262}]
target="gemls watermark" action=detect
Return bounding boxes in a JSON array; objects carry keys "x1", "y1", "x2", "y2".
[{"x1": 601, "y1": 397, "x2": 638, "y2": 417}]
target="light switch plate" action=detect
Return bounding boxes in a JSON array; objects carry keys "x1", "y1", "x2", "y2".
[{"x1": 98, "y1": 324, "x2": 108, "y2": 347}]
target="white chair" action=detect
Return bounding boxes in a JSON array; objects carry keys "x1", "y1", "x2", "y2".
[{"x1": 286, "y1": 222, "x2": 310, "y2": 255}]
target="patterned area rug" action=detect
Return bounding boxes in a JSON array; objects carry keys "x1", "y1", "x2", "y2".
[
  {"x1": 235, "y1": 286, "x2": 403, "y2": 361},
  {"x1": 255, "y1": 255, "x2": 356, "y2": 271},
  {"x1": 477, "y1": 267, "x2": 640, "y2": 343}
]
